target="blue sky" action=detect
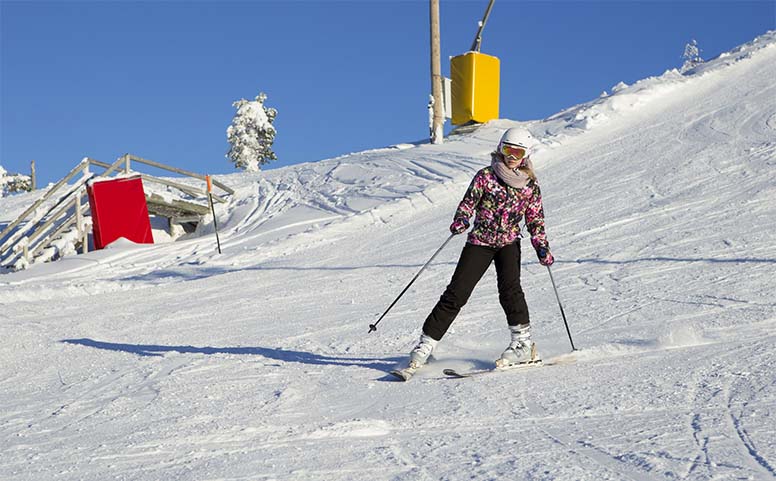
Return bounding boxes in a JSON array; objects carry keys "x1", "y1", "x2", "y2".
[{"x1": 1, "y1": 1, "x2": 774, "y2": 185}]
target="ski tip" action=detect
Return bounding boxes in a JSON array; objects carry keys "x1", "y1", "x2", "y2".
[{"x1": 389, "y1": 370, "x2": 412, "y2": 382}]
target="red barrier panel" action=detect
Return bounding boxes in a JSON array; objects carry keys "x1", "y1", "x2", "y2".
[{"x1": 87, "y1": 176, "x2": 154, "y2": 250}]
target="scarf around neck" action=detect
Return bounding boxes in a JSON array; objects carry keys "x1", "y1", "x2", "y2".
[{"x1": 491, "y1": 156, "x2": 532, "y2": 189}]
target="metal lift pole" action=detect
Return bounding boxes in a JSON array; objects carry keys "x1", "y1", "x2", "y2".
[{"x1": 470, "y1": 0, "x2": 496, "y2": 52}]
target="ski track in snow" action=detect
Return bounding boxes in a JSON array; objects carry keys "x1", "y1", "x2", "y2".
[{"x1": 1, "y1": 31, "x2": 776, "y2": 481}]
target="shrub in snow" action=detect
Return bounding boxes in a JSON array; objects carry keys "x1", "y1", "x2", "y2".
[
  {"x1": 0, "y1": 164, "x2": 32, "y2": 196},
  {"x1": 681, "y1": 39, "x2": 704, "y2": 73},
  {"x1": 226, "y1": 92, "x2": 278, "y2": 172}
]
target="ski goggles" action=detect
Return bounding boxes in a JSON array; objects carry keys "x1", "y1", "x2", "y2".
[{"x1": 500, "y1": 143, "x2": 528, "y2": 160}]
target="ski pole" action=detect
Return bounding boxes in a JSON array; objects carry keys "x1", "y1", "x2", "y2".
[
  {"x1": 369, "y1": 233, "x2": 456, "y2": 334},
  {"x1": 206, "y1": 175, "x2": 222, "y2": 254},
  {"x1": 546, "y1": 265, "x2": 577, "y2": 351}
]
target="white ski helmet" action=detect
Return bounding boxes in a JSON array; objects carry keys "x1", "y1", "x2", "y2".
[{"x1": 499, "y1": 128, "x2": 535, "y2": 151}]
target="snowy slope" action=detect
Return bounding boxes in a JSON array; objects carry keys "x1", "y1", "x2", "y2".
[{"x1": 1, "y1": 32, "x2": 775, "y2": 481}]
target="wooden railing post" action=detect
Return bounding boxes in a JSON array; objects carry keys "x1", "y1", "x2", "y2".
[
  {"x1": 75, "y1": 190, "x2": 83, "y2": 236},
  {"x1": 22, "y1": 242, "x2": 29, "y2": 266},
  {"x1": 30, "y1": 160, "x2": 36, "y2": 191},
  {"x1": 77, "y1": 189, "x2": 89, "y2": 254}
]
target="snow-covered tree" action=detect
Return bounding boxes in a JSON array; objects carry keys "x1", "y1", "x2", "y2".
[
  {"x1": 0, "y1": 164, "x2": 32, "y2": 197},
  {"x1": 681, "y1": 39, "x2": 704, "y2": 73},
  {"x1": 226, "y1": 92, "x2": 278, "y2": 172},
  {"x1": 0, "y1": 164, "x2": 6, "y2": 196}
]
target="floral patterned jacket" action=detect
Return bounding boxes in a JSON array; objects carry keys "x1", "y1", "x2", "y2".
[{"x1": 453, "y1": 166, "x2": 549, "y2": 250}]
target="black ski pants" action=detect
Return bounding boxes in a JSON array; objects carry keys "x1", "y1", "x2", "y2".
[{"x1": 422, "y1": 241, "x2": 530, "y2": 341}]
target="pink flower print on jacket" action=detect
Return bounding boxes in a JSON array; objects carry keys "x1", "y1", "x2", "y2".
[{"x1": 452, "y1": 167, "x2": 548, "y2": 249}]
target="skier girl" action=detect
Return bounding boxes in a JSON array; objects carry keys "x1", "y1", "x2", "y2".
[{"x1": 406, "y1": 128, "x2": 554, "y2": 371}]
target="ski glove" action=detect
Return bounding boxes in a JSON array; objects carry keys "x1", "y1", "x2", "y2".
[
  {"x1": 536, "y1": 246, "x2": 554, "y2": 266},
  {"x1": 449, "y1": 218, "x2": 470, "y2": 235}
]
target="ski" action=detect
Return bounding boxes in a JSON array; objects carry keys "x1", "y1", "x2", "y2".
[
  {"x1": 443, "y1": 359, "x2": 543, "y2": 378},
  {"x1": 389, "y1": 364, "x2": 420, "y2": 382},
  {"x1": 444, "y1": 356, "x2": 575, "y2": 379}
]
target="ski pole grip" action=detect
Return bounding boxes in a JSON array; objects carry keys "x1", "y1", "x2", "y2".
[{"x1": 206, "y1": 175, "x2": 213, "y2": 193}]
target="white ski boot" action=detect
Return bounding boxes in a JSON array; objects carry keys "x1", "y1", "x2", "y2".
[
  {"x1": 390, "y1": 334, "x2": 438, "y2": 381},
  {"x1": 496, "y1": 324, "x2": 541, "y2": 369},
  {"x1": 409, "y1": 333, "x2": 438, "y2": 368}
]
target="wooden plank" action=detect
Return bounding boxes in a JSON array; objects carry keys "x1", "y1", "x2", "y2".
[
  {"x1": 23, "y1": 192, "x2": 80, "y2": 248},
  {"x1": 209, "y1": 177, "x2": 234, "y2": 196},
  {"x1": 130, "y1": 154, "x2": 207, "y2": 181},
  {"x1": 129, "y1": 155, "x2": 235, "y2": 195},
  {"x1": 145, "y1": 193, "x2": 210, "y2": 216},
  {"x1": 30, "y1": 210, "x2": 77, "y2": 258},
  {"x1": 139, "y1": 175, "x2": 207, "y2": 198},
  {"x1": 96, "y1": 155, "x2": 129, "y2": 179},
  {"x1": 88, "y1": 158, "x2": 112, "y2": 169}
]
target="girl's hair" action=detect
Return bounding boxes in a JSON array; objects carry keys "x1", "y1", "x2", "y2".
[{"x1": 491, "y1": 151, "x2": 537, "y2": 182}]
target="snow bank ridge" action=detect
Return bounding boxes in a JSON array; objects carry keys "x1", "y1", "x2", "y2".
[{"x1": 540, "y1": 30, "x2": 776, "y2": 140}]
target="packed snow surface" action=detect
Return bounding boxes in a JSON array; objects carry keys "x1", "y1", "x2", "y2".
[{"x1": 1, "y1": 32, "x2": 775, "y2": 480}]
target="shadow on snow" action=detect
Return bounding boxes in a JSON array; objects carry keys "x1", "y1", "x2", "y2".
[
  {"x1": 61, "y1": 338, "x2": 402, "y2": 374},
  {"x1": 115, "y1": 261, "x2": 458, "y2": 283}
]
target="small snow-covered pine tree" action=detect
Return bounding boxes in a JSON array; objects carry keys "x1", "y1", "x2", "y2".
[
  {"x1": 0, "y1": 164, "x2": 32, "y2": 197},
  {"x1": 226, "y1": 92, "x2": 278, "y2": 172},
  {"x1": 0, "y1": 165, "x2": 7, "y2": 196},
  {"x1": 681, "y1": 39, "x2": 704, "y2": 73}
]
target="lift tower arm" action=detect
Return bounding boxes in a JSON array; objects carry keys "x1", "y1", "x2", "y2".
[{"x1": 470, "y1": 0, "x2": 496, "y2": 52}]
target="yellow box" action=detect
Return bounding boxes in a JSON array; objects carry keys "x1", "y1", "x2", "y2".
[{"x1": 450, "y1": 52, "x2": 500, "y2": 125}]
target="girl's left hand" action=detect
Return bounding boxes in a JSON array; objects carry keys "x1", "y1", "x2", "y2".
[{"x1": 537, "y1": 247, "x2": 554, "y2": 266}]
